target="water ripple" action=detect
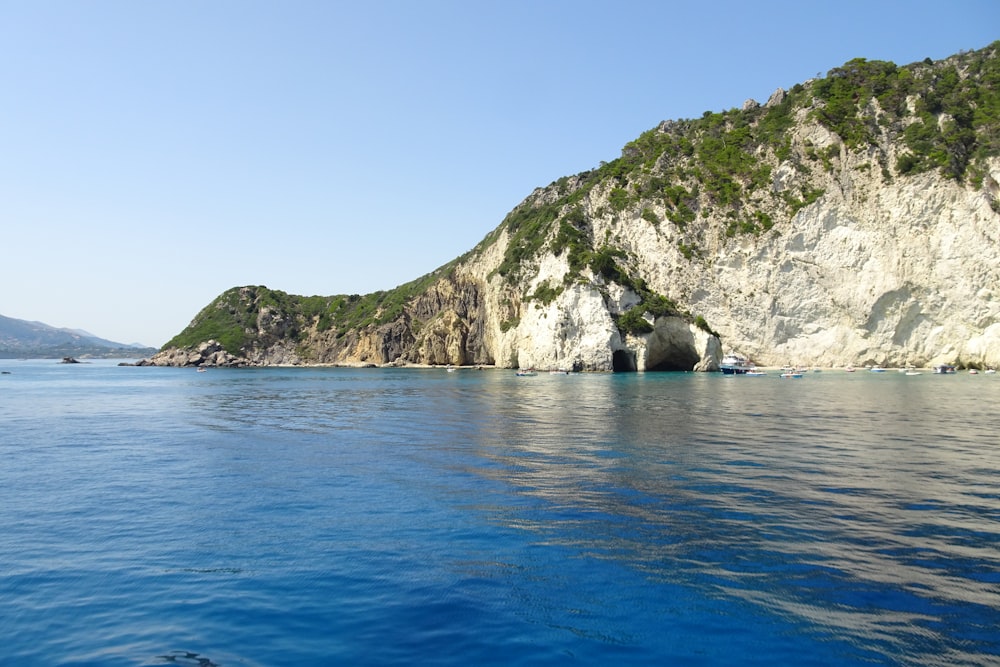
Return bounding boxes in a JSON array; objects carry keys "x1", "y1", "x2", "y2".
[{"x1": 2, "y1": 363, "x2": 999, "y2": 665}]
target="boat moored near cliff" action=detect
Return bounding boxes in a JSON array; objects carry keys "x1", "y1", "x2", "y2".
[{"x1": 720, "y1": 353, "x2": 752, "y2": 375}]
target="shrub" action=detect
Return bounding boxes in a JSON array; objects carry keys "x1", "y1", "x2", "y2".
[
  {"x1": 608, "y1": 187, "x2": 630, "y2": 211},
  {"x1": 694, "y1": 315, "x2": 719, "y2": 337},
  {"x1": 530, "y1": 282, "x2": 562, "y2": 305},
  {"x1": 617, "y1": 307, "x2": 654, "y2": 335}
]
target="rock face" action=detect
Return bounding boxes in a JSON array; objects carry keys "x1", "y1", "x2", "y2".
[
  {"x1": 697, "y1": 167, "x2": 1000, "y2": 368},
  {"x1": 149, "y1": 44, "x2": 1000, "y2": 371}
]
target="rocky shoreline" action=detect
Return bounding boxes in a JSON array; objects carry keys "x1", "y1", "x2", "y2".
[
  {"x1": 121, "y1": 340, "x2": 996, "y2": 374},
  {"x1": 122, "y1": 340, "x2": 499, "y2": 370}
]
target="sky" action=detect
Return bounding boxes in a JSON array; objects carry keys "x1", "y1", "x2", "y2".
[{"x1": 2, "y1": 1, "x2": 997, "y2": 347}]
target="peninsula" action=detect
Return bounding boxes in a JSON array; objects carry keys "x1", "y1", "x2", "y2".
[{"x1": 143, "y1": 43, "x2": 1000, "y2": 371}]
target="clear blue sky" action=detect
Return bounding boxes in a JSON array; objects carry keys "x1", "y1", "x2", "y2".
[{"x1": 2, "y1": 1, "x2": 996, "y2": 347}]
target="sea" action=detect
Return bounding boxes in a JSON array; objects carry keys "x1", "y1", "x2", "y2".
[{"x1": 2, "y1": 359, "x2": 999, "y2": 667}]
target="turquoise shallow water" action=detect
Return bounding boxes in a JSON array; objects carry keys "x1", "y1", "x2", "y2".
[{"x1": 1, "y1": 360, "x2": 999, "y2": 666}]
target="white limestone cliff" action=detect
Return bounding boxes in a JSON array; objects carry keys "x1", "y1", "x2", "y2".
[{"x1": 673, "y1": 157, "x2": 1000, "y2": 369}]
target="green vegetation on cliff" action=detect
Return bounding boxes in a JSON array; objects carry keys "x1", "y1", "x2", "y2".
[
  {"x1": 164, "y1": 288, "x2": 252, "y2": 352},
  {"x1": 492, "y1": 42, "x2": 1000, "y2": 291},
  {"x1": 812, "y1": 51, "x2": 1000, "y2": 181},
  {"x1": 165, "y1": 267, "x2": 450, "y2": 356}
]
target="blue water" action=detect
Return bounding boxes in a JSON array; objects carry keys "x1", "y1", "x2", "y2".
[{"x1": 2, "y1": 360, "x2": 999, "y2": 666}]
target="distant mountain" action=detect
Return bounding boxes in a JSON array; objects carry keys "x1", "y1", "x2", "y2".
[{"x1": 0, "y1": 314, "x2": 157, "y2": 359}]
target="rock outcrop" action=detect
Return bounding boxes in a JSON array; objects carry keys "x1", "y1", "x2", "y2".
[
  {"x1": 138, "y1": 340, "x2": 246, "y2": 368},
  {"x1": 147, "y1": 44, "x2": 1000, "y2": 371}
]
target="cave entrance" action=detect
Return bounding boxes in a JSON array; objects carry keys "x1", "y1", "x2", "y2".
[
  {"x1": 645, "y1": 329, "x2": 701, "y2": 371},
  {"x1": 612, "y1": 350, "x2": 637, "y2": 372},
  {"x1": 646, "y1": 347, "x2": 700, "y2": 372},
  {"x1": 646, "y1": 356, "x2": 698, "y2": 372}
]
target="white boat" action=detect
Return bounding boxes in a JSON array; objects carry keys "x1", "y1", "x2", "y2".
[
  {"x1": 745, "y1": 369, "x2": 767, "y2": 376},
  {"x1": 934, "y1": 364, "x2": 956, "y2": 374},
  {"x1": 515, "y1": 369, "x2": 537, "y2": 377},
  {"x1": 905, "y1": 371, "x2": 922, "y2": 376},
  {"x1": 986, "y1": 369, "x2": 997, "y2": 375},
  {"x1": 780, "y1": 371, "x2": 803, "y2": 379},
  {"x1": 720, "y1": 353, "x2": 752, "y2": 375}
]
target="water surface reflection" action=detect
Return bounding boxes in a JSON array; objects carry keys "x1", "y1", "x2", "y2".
[{"x1": 458, "y1": 372, "x2": 1000, "y2": 665}]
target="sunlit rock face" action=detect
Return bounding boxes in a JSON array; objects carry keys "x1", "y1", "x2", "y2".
[
  {"x1": 432, "y1": 156, "x2": 1000, "y2": 371},
  {"x1": 674, "y1": 161, "x2": 1000, "y2": 369}
]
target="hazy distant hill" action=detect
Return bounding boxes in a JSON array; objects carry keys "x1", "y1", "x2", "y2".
[{"x1": 0, "y1": 314, "x2": 156, "y2": 359}]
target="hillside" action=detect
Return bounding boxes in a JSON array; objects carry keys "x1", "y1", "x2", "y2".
[
  {"x1": 0, "y1": 314, "x2": 156, "y2": 359},
  {"x1": 147, "y1": 42, "x2": 1000, "y2": 371}
]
